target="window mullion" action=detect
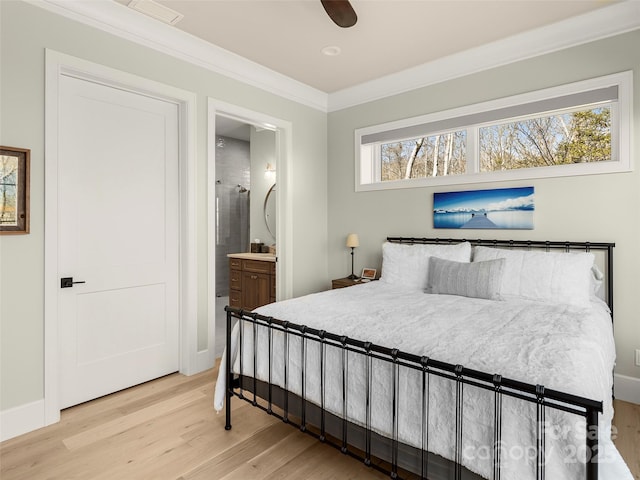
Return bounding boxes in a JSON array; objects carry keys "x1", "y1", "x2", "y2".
[
  {"x1": 610, "y1": 101, "x2": 619, "y2": 162},
  {"x1": 373, "y1": 144, "x2": 381, "y2": 182},
  {"x1": 466, "y1": 127, "x2": 478, "y2": 175}
]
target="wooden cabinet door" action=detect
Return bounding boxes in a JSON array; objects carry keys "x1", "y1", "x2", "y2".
[
  {"x1": 229, "y1": 287, "x2": 241, "y2": 308},
  {"x1": 241, "y1": 271, "x2": 271, "y2": 311}
]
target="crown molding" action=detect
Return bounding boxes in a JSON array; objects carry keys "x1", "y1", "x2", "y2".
[
  {"x1": 28, "y1": 0, "x2": 640, "y2": 114},
  {"x1": 28, "y1": 0, "x2": 329, "y2": 112},
  {"x1": 327, "y1": 0, "x2": 640, "y2": 112}
]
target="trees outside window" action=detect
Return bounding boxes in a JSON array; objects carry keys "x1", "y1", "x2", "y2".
[
  {"x1": 479, "y1": 107, "x2": 611, "y2": 172},
  {"x1": 381, "y1": 131, "x2": 466, "y2": 181}
]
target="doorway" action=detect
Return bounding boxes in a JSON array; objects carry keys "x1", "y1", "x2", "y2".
[
  {"x1": 207, "y1": 99, "x2": 292, "y2": 360},
  {"x1": 212, "y1": 116, "x2": 276, "y2": 357}
]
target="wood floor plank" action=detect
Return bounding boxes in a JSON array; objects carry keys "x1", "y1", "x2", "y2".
[
  {"x1": 263, "y1": 440, "x2": 387, "y2": 480},
  {"x1": 179, "y1": 422, "x2": 293, "y2": 480},
  {"x1": 115, "y1": 369, "x2": 214, "y2": 415},
  {"x1": 63, "y1": 389, "x2": 206, "y2": 451},
  {"x1": 1, "y1": 367, "x2": 638, "y2": 480},
  {"x1": 613, "y1": 399, "x2": 640, "y2": 480},
  {"x1": 64, "y1": 370, "x2": 198, "y2": 421},
  {"x1": 216, "y1": 429, "x2": 317, "y2": 480},
  {"x1": 181, "y1": 402, "x2": 280, "y2": 448},
  {"x1": 7, "y1": 401, "x2": 202, "y2": 480}
]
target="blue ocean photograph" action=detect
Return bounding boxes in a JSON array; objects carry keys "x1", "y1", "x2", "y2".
[{"x1": 433, "y1": 187, "x2": 534, "y2": 229}]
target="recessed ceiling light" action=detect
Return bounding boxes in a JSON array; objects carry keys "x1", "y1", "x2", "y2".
[
  {"x1": 321, "y1": 46, "x2": 342, "y2": 56},
  {"x1": 128, "y1": 0, "x2": 184, "y2": 25}
]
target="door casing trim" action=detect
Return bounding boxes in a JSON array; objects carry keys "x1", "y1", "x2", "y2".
[{"x1": 44, "y1": 49, "x2": 198, "y2": 425}]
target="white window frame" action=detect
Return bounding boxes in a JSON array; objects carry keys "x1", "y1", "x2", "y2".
[{"x1": 355, "y1": 71, "x2": 633, "y2": 192}]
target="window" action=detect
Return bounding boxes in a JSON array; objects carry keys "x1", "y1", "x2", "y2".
[{"x1": 356, "y1": 72, "x2": 632, "y2": 191}]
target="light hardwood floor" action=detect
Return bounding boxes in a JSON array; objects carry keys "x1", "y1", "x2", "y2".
[{"x1": 1, "y1": 366, "x2": 638, "y2": 480}]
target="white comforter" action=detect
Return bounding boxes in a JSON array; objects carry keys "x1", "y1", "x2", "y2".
[{"x1": 214, "y1": 281, "x2": 632, "y2": 480}]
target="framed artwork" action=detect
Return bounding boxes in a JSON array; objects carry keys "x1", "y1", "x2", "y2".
[
  {"x1": 433, "y1": 186, "x2": 534, "y2": 230},
  {"x1": 361, "y1": 268, "x2": 377, "y2": 280},
  {"x1": 1, "y1": 146, "x2": 30, "y2": 234}
]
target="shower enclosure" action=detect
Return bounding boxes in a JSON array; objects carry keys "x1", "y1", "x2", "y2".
[{"x1": 215, "y1": 135, "x2": 250, "y2": 297}]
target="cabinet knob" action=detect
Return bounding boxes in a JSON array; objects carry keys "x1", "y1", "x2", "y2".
[{"x1": 250, "y1": 275, "x2": 258, "y2": 280}]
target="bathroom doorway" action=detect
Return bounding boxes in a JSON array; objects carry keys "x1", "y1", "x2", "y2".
[
  {"x1": 212, "y1": 113, "x2": 278, "y2": 357},
  {"x1": 208, "y1": 99, "x2": 292, "y2": 363}
]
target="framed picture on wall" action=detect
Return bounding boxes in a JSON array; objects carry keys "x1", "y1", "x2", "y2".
[
  {"x1": 433, "y1": 186, "x2": 534, "y2": 230},
  {"x1": 1, "y1": 146, "x2": 30, "y2": 234}
]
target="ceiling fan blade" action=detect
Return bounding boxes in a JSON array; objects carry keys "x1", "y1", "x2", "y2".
[{"x1": 321, "y1": 0, "x2": 357, "y2": 28}]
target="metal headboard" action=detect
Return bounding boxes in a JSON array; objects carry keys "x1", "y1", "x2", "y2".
[{"x1": 386, "y1": 237, "x2": 616, "y2": 320}]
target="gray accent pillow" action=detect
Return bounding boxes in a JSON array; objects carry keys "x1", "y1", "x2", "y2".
[{"x1": 426, "y1": 257, "x2": 505, "y2": 300}]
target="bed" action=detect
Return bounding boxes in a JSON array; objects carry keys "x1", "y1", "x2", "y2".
[{"x1": 214, "y1": 238, "x2": 632, "y2": 480}]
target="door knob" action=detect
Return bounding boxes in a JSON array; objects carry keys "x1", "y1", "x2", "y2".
[{"x1": 60, "y1": 277, "x2": 86, "y2": 288}]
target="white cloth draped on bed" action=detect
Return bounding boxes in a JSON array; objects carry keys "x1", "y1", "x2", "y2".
[{"x1": 214, "y1": 281, "x2": 632, "y2": 480}]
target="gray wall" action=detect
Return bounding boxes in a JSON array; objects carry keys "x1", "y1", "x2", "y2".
[
  {"x1": 0, "y1": 0, "x2": 328, "y2": 411},
  {"x1": 327, "y1": 30, "x2": 640, "y2": 380}
]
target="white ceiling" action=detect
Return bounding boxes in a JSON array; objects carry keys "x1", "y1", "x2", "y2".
[{"x1": 115, "y1": 0, "x2": 619, "y2": 93}]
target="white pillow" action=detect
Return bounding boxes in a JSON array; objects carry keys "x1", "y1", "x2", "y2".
[
  {"x1": 426, "y1": 257, "x2": 505, "y2": 300},
  {"x1": 590, "y1": 264, "x2": 605, "y2": 300},
  {"x1": 472, "y1": 246, "x2": 595, "y2": 306},
  {"x1": 380, "y1": 241, "x2": 471, "y2": 290}
]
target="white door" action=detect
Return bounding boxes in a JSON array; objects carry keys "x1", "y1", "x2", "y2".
[{"x1": 58, "y1": 74, "x2": 180, "y2": 409}]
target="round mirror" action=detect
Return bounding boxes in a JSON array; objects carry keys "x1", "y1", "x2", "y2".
[{"x1": 264, "y1": 183, "x2": 276, "y2": 242}]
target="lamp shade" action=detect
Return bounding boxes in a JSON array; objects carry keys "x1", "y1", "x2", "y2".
[{"x1": 346, "y1": 233, "x2": 360, "y2": 248}]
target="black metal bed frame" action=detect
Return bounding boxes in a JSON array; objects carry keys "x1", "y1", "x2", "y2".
[{"x1": 224, "y1": 238, "x2": 615, "y2": 480}]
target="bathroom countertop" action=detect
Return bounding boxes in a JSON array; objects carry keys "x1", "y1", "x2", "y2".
[{"x1": 227, "y1": 252, "x2": 276, "y2": 262}]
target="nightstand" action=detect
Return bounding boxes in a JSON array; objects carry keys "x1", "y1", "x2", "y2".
[{"x1": 332, "y1": 277, "x2": 366, "y2": 289}]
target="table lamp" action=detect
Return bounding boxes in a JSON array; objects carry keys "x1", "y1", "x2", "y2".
[{"x1": 346, "y1": 233, "x2": 360, "y2": 279}]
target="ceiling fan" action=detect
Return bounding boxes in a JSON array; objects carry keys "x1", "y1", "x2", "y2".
[{"x1": 321, "y1": 0, "x2": 358, "y2": 28}]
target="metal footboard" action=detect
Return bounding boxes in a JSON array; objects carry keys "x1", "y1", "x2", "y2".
[{"x1": 224, "y1": 307, "x2": 603, "y2": 480}]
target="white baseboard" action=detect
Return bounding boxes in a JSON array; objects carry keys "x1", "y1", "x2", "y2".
[
  {"x1": 0, "y1": 399, "x2": 46, "y2": 442},
  {"x1": 614, "y1": 373, "x2": 640, "y2": 405},
  {"x1": 194, "y1": 348, "x2": 215, "y2": 374}
]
